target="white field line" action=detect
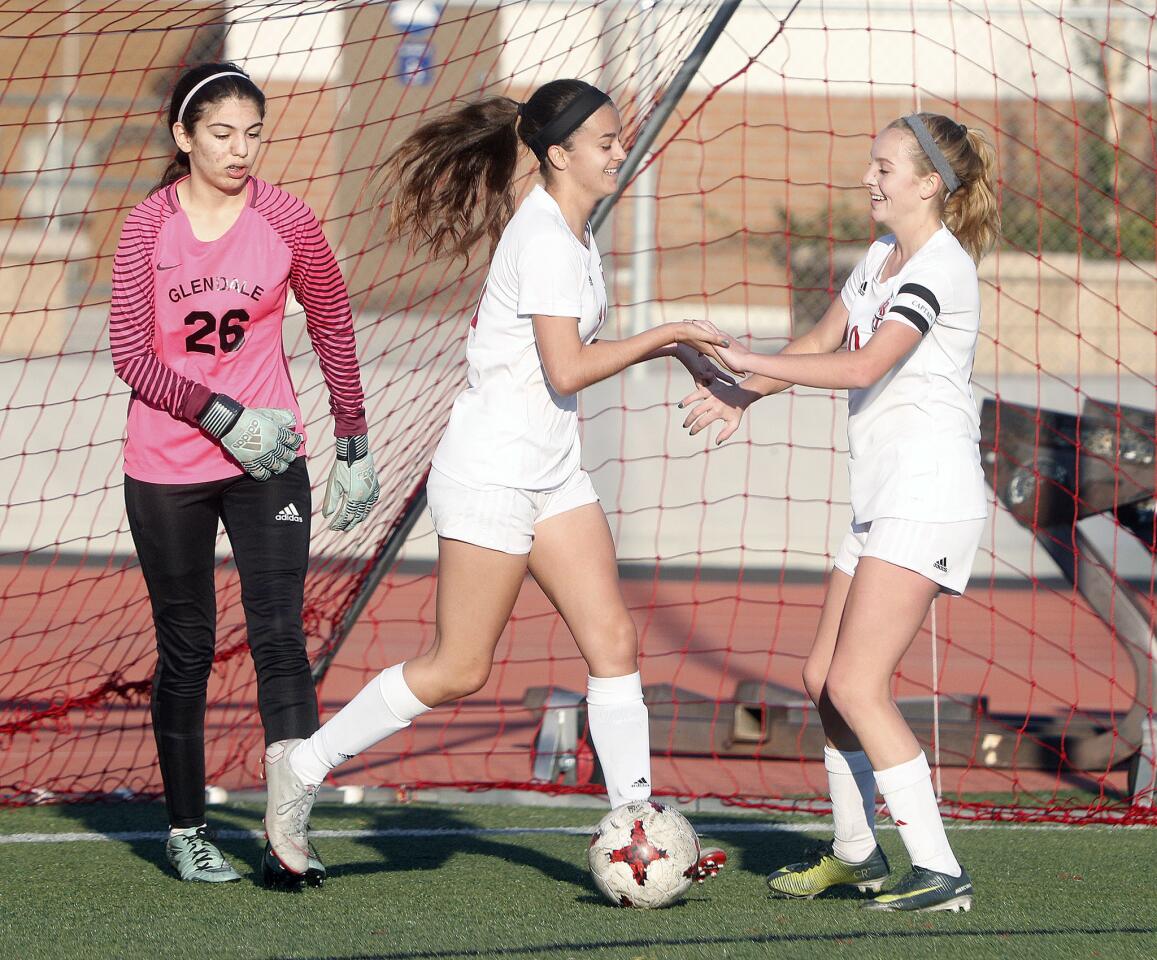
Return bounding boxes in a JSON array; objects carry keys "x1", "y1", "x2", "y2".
[{"x1": 2, "y1": 821, "x2": 1153, "y2": 844}]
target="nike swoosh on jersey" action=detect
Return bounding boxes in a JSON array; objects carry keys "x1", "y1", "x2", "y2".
[{"x1": 156, "y1": 263, "x2": 180, "y2": 270}]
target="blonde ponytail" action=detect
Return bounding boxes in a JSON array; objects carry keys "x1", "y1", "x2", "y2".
[{"x1": 889, "y1": 113, "x2": 1001, "y2": 262}]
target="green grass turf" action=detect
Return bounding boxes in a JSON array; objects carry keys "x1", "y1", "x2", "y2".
[{"x1": 1, "y1": 802, "x2": 1154, "y2": 960}]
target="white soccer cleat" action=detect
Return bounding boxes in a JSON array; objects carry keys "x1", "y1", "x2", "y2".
[{"x1": 263, "y1": 738, "x2": 317, "y2": 879}]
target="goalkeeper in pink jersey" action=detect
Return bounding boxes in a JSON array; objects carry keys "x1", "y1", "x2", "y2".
[{"x1": 109, "y1": 62, "x2": 379, "y2": 887}]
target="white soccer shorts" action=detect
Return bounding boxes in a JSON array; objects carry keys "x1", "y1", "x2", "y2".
[
  {"x1": 833, "y1": 516, "x2": 986, "y2": 596},
  {"x1": 425, "y1": 466, "x2": 600, "y2": 555}
]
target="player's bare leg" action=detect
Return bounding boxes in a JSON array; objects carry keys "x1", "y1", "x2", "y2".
[
  {"x1": 403, "y1": 538, "x2": 529, "y2": 707},
  {"x1": 826, "y1": 558, "x2": 970, "y2": 911},
  {"x1": 530, "y1": 504, "x2": 727, "y2": 882},
  {"x1": 801, "y1": 568, "x2": 859, "y2": 750},
  {"x1": 528, "y1": 503, "x2": 636, "y2": 679},
  {"x1": 823, "y1": 559, "x2": 938, "y2": 770},
  {"x1": 267, "y1": 539, "x2": 527, "y2": 884},
  {"x1": 767, "y1": 567, "x2": 888, "y2": 898}
]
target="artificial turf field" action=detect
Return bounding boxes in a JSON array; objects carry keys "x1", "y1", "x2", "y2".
[{"x1": 1, "y1": 801, "x2": 1154, "y2": 960}]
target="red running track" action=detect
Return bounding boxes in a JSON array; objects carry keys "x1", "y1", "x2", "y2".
[{"x1": 0, "y1": 560, "x2": 1137, "y2": 812}]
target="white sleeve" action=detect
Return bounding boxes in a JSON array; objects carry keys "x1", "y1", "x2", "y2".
[
  {"x1": 839, "y1": 251, "x2": 870, "y2": 310},
  {"x1": 516, "y1": 230, "x2": 585, "y2": 318},
  {"x1": 884, "y1": 262, "x2": 951, "y2": 336}
]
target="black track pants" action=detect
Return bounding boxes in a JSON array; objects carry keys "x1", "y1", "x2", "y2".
[{"x1": 125, "y1": 458, "x2": 318, "y2": 828}]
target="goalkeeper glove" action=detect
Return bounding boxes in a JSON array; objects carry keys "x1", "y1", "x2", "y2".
[
  {"x1": 198, "y1": 394, "x2": 303, "y2": 482},
  {"x1": 323, "y1": 434, "x2": 380, "y2": 532}
]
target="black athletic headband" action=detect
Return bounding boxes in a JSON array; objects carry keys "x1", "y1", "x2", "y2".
[
  {"x1": 903, "y1": 114, "x2": 961, "y2": 194},
  {"x1": 525, "y1": 85, "x2": 612, "y2": 162}
]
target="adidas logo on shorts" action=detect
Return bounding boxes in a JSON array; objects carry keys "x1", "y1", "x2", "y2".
[
  {"x1": 933, "y1": 556, "x2": 949, "y2": 573},
  {"x1": 276, "y1": 503, "x2": 304, "y2": 523}
]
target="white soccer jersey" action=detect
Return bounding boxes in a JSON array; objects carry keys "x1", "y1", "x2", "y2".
[
  {"x1": 432, "y1": 185, "x2": 607, "y2": 490},
  {"x1": 838, "y1": 226, "x2": 988, "y2": 523}
]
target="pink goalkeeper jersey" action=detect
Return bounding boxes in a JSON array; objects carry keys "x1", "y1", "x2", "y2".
[{"x1": 110, "y1": 177, "x2": 367, "y2": 483}]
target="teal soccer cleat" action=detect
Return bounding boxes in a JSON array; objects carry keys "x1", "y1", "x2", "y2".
[{"x1": 165, "y1": 827, "x2": 241, "y2": 883}]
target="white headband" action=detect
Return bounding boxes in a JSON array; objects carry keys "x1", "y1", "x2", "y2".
[{"x1": 177, "y1": 71, "x2": 250, "y2": 126}]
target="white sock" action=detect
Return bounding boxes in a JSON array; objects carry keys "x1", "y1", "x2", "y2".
[
  {"x1": 169, "y1": 824, "x2": 205, "y2": 837},
  {"x1": 585, "y1": 672, "x2": 651, "y2": 808},
  {"x1": 874, "y1": 752, "x2": 961, "y2": 876},
  {"x1": 825, "y1": 746, "x2": 878, "y2": 863},
  {"x1": 290, "y1": 663, "x2": 430, "y2": 786}
]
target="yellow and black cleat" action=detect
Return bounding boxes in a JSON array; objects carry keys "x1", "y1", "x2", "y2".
[
  {"x1": 766, "y1": 841, "x2": 890, "y2": 899},
  {"x1": 861, "y1": 864, "x2": 974, "y2": 913}
]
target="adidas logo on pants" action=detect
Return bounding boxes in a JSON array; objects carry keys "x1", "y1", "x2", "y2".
[{"x1": 276, "y1": 503, "x2": 304, "y2": 523}]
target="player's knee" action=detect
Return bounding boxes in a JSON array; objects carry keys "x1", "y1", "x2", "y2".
[
  {"x1": 459, "y1": 662, "x2": 493, "y2": 697},
  {"x1": 823, "y1": 669, "x2": 858, "y2": 718},
  {"x1": 588, "y1": 617, "x2": 638, "y2": 675},
  {"x1": 436, "y1": 661, "x2": 492, "y2": 702},
  {"x1": 801, "y1": 662, "x2": 827, "y2": 706},
  {"x1": 611, "y1": 616, "x2": 639, "y2": 653},
  {"x1": 824, "y1": 671, "x2": 884, "y2": 726},
  {"x1": 249, "y1": 636, "x2": 309, "y2": 676},
  {"x1": 156, "y1": 655, "x2": 214, "y2": 697}
]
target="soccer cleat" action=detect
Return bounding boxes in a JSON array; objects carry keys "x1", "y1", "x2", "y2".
[
  {"x1": 861, "y1": 864, "x2": 974, "y2": 913},
  {"x1": 165, "y1": 827, "x2": 242, "y2": 883},
  {"x1": 262, "y1": 839, "x2": 326, "y2": 890},
  {"x1": 263, "y1": 738, "x2": 317, "y2": 880},
  {"x1": 766, "y1": 841, "x2": 890, "y2": 899},
  {"x1": 686, "y1": 846, "x2": 728, "y2": 883},
  {"x1": 305, "y1": 840, "x2": 326, "y2": 887}
]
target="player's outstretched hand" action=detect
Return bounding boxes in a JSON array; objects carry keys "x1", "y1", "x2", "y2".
[
  {"x1": 674, "y1": 342, "x2": 737, "y2": 388},
  {"x1": 199, "y1": 395, "x2": 303, "y2": 481},
  {"x1": 691, "y1": 319, "x2": 750, "y2": 376},
  {"x1": 671, "y1": 317, "x2": 731, "y2": 364},
  {"x1": 678, "y1": 380, "x2": 760, "y2": 445},
  {"x1": 323, "y1": 435, "x2": 381, "y2": 532}
]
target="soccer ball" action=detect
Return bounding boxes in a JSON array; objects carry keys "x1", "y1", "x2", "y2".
[{"x1": 587, "y1": 800, "x2": 701, "y2": 908}]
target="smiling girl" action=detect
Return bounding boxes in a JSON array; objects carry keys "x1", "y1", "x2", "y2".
[
  {"x1": 683, "y1": 113, "x2": 1000, "y2": 912},
  {"x1": 261, "y1": 79, "x2": 730, "y2": 882},
  {"x1": 109, "y1": 62, "x2": 379, "y2": 886}
]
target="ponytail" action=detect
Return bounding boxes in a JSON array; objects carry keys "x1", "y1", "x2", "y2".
[
  {"x1": 889, "y1": 113, "x2": 1001, "y2": 263},
  {"x1": 153, "y1": 151, "x2": 191, "y2": 195},
  {"x1": 377, "y1": 79, "x2": 612, "y2": 260},
  {"x1": 376, "y1": 97, "x2": 521, "y2": 261}
]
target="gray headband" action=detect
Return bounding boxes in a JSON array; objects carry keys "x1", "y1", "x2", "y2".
[{"x1": 903, "y1": 114, "x2": 961, "y2": 194}]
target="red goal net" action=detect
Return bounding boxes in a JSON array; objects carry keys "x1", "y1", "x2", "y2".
[{"x1": 1, "y1": 0, "x2": 1154, "y2": 824}]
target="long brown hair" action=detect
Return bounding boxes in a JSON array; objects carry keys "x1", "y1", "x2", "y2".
[
  {"x1": 377, "y1": 79, "x2": 610, "y2": 260},
  {"x1": 887, "y1": 113, "x2": 1001, "y2": 263},
  {"x1": 150, "y1": 62, "x2": 265, "y2": 196}
]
